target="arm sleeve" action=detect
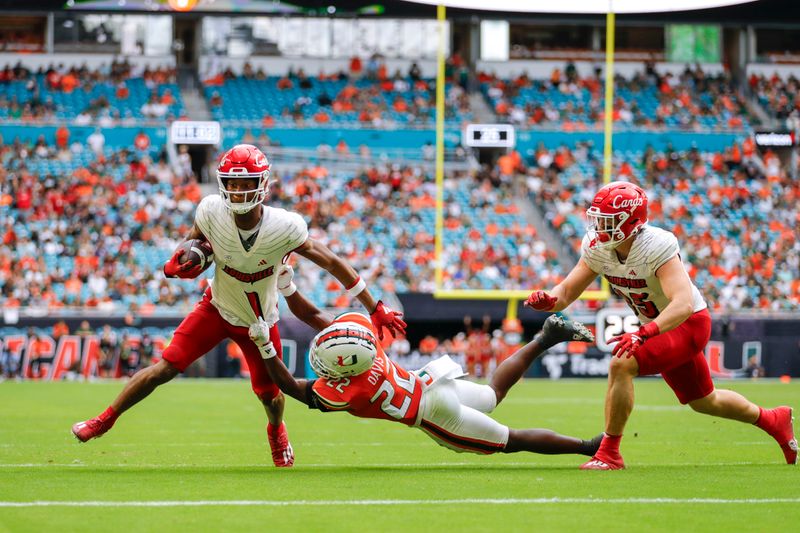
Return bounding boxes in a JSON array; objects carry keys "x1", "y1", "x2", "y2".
[
  {"x1": 305, "y1": 380, "x2": 330, "y2": 412},
  {"x1": 649, "y1": 231, "x2": 680, "y2": 273},
  {"x1": 311, "y1": 380, "x2": 350, "y2": 411}
]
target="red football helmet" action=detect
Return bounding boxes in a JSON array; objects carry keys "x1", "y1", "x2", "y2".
[
  {"x1": 586, "y1": 181, "x2": 648, "y2": 249},
  {"x1": 216, "y1": 144, "x2": 274, "y2": 214}
]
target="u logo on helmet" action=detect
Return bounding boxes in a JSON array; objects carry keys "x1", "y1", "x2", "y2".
[{"x1": 336, "y1": 354, "x2": 359, "y2": 367}]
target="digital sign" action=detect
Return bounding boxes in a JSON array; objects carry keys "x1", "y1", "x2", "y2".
[
  {"x1": 170, "y1": 121, "x2": 221, "y2": 145},
  {"x1": 754, "y1": 131, "x2": 796, "y2": 148},
  {"x1": 463, "y1": 124, "x2": 515, "y2": 148}
]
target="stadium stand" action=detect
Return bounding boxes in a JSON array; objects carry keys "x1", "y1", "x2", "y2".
[
  {"x1": 2, "y1": 126, "x2": 798, "y2": 315},
  {"x1": 0, "y1": 138, "x2": 205, "y2": 314},
  {"x1": 204, "y1": 65, "x2": 472, "y2": 127},
  {"x1": 749, "y1": 72, "x2": 800, "y2": 121},
  {"x1": 0, "y1": 133, "x2": 553, "y2": 312},
  {"x1": 0, "y1": 60, "x2": 184, "y2": 124},
  {"x1": 481, "y1": 64, "x2": 752, "y2": 130},
  {"x1": 270, "y1": 157, "x2": 561, "y2": 306}
]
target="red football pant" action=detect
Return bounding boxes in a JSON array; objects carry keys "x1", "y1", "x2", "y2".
[
  {"x1": 634, "y1": 309, "x2": 713, "y2": 404},
  {"x1": 162, "y1": 291, "x2": 282, "y2": 399}
]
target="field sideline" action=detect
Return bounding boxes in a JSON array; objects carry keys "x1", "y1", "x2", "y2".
[{"x1": 1, "y1": 378, "x2": 797, "y2": 532}]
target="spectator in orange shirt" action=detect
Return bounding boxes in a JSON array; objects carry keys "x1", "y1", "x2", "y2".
[
  {"x1": 52, "y1": 320, "x2": 69, "y2": 341},
  {"x1": 349, "y1": 56, "x2": 363, "y2": 78},
  {"x1": 313, "y1": 110, "x2": 331, "y2": 124},
  {"x1": 277, "y1": 76, "x2": 293, "y2": 90},
  {"x1": 160, "y1": 89, "x2": 175, "y2": 105},
  {"x1": 61, "y1": 72, "x2": 78, "y2": 93},
  {"x1": 134, "y1": 130, "x2": 150, "y2": 151},
  {"x1": 55, "y1": 125, "x2": 70, "y2": 150},
  {"x1": 116, "y1": 82, "x2": 129, "y2": 100}
]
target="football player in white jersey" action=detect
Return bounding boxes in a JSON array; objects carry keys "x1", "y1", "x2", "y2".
[
  {"x1": 72, "y1": 144, "x2": 406, "y2": 467},
  {"x1": 525, "y1": 181, "x2": 796, "y2": 470}
]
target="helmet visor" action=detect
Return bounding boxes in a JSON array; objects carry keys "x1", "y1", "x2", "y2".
[{"x1": 309, "y1": 346, "x2": 341, "y2": 379}]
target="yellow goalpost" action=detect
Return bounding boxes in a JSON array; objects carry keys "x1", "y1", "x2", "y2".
[{"x1": 432, "y1": 6, "x2": 618, "y2": 318}]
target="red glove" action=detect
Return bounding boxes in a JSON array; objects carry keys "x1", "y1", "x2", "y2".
[
  {"x1": 524, "y1": 290, "x2": 558, "y2": 311},
  {"x1": 609, "y1": 322, "x2": 660, "y2": 358},
  {"x1": 163, "y1": 248, "x2": 204, "y2": 279},
  {"x1": 370, "y1": 300, "x2": 407, "y2": 341}
]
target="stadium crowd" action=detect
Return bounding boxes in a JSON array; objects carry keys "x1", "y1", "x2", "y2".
[
  {"x1": 270, "y1": 158, "x2": 561, "y2": 307},
  {"x1": 1, "y1": 129, "x2": 798, "y2": 315},
  {"x1": 0, "y1": 59, "x2": 183, "y2": 125},
  {"x1": 204, "y1": 61, "x2": 472, "y2": 127},
  {"x1": 481, "y1": 63, "x2": 751, "y2": 130},
  {"x1": 0, "y1": 136, "x2": 205, "y2": 313},
  {"x1": 0, "y1": 134, "x2": 554, "y2": 312},
  {"x1": 749, "y1": 72, "x2": 800, "y2": 121}
]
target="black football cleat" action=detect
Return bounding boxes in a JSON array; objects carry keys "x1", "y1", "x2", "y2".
[{"x1": 536, "y1": 315, "x2": 595, "y2": 350}]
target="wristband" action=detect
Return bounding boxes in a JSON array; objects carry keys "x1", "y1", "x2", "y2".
[
  {"x1": 346, "y1": 277, "x2": 367, "y2": 298},
  {"x1": 279, "y1": 282, "x2": 297, "y2": 297},
  {"x1": 637, "y1": 321, "x2": 660, "y2": 339},
  {"x1": 259, "y1": 342, "x2": 277, "y2": 360}
]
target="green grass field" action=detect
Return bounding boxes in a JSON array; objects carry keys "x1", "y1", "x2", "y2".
[{"x1": 0, "y1": 378, "x2": 797, "y2": 532}]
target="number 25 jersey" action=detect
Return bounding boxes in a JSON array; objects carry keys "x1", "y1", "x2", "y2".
[
  {"x1": 312, "y1": 313, "x2": 424, "y2": 426},
  {"x1": 581, "y1": 224, "x2": 706, "y2": 323}
]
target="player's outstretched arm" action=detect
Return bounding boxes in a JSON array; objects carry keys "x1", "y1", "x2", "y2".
[
  {"x1": 261, "y1": 354, "x2": 328, "y2": 412},
  {"x1": 293, "y1": 239, "x2": 407, "y2": 339},
  {"x1": 263, "y1": 357, "x2": 312, "y2": 406},
  {"x1": 248, "y1": 318, "x2": 312, "y2": 405},
  {"x1": 276, "y1": 265, "x2": 334, "y2": 331},
  {"x1": 525, "y1": 259, "x2": 597, "y2": 312}
]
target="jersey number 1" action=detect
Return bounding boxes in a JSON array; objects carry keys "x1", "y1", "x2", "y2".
[{"x1": 245, "y1": 291, "x2": 264, "y2": 320}]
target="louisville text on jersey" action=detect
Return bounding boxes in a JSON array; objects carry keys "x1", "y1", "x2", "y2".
[
  {"x1": 604, "y1": 275, "x2": 647, "y2": 289},
  {"x1": 222, "y1": 264, "x2": 275, "y2": 284}
]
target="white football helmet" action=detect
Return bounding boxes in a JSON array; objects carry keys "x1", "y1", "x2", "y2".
[{"x1": 309, "y1": 321, "x2": 378, "y2": 379}]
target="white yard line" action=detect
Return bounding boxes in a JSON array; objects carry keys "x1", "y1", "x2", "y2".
[
  {"x1": 1, "y1": 497, "x2": 798, "y2": 508},
  {"x1": 0, "y1": 460, "x2": 761, "y2": 468}
]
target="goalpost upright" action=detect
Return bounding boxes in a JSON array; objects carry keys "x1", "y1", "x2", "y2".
[{"x1": 433, "y1": 5, "x2": 618, "y2": 320}]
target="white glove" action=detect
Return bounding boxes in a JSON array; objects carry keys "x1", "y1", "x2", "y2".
[
  {"x1": 277, "y1": 264, "x2": 297, "y2": 297},
  {"x1": 248, "y1": 318, "x2": 277, "y2": 359}
]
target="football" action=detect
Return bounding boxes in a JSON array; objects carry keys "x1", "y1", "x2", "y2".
[{"x1": 178, "y1": 238, "x2": 214, "y2": 273}]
